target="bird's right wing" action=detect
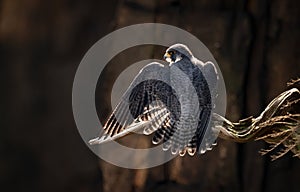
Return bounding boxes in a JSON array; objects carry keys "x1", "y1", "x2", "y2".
[{"x1": 89, "y1": 62, "x2": 181, "y2": 145}]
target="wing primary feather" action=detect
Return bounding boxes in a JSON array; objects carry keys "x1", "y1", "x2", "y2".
[{"x1": 109, "y1": 102, "x2": 127, "y2": 136}]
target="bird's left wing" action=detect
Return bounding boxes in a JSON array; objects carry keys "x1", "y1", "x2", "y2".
[{"x1": 89, "y1": 62, "x2": 180, "y2": 145}]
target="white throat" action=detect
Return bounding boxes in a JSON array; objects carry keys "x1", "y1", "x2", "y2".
[{"x1": 166, "y1": 55, "x2": 182, "y2": 65}]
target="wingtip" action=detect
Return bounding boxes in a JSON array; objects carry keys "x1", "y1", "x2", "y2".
[
  {"x1": 88, "y1": 137, "x2": 101, "y2": 145},
  {"x1": 88, "y1": 136, "x2": 111, "y2": 145}
]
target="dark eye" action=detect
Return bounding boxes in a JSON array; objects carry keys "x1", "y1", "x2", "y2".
[{"x1": 169, "y1": 51, "x2": 174, "y2": 55}]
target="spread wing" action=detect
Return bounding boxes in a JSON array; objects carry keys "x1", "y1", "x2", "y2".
[{"x1": 89, "y1": 62, "x2": 181, "y2": 146}]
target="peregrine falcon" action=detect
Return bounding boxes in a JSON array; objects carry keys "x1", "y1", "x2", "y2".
[{"x1": 89, "y1": 44, "x2": 219, "y2": 156}]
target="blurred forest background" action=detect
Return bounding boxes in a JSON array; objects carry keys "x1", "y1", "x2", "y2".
[{"x1": 1, "y1": 0, "x2": 300, "y2": 192}]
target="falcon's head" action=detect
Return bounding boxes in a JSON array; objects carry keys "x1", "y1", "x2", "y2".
[{"x1": 164, "y1": 44, "x2": 193, "y2": 63}]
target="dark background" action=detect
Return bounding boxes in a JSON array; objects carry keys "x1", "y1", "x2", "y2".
[{"x1": 1, "y1": 0, "x2": 300, "y2": 192}]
